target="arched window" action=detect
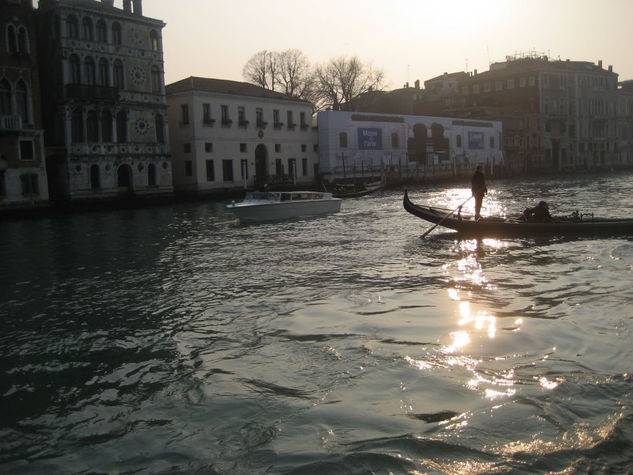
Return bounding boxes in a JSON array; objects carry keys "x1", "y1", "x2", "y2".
[
  {"x1": 147, "y1": 163, "x2": 156, "y2": 186},
  {"x1": 116, "y1": 110, "x2": 127, "y2": 143},
  {"x1": 96, "y1": 19, "x2": 107, "y2": 43},
  {"x1": 98, "y1": 58, "x2": 109, "y2": 86},
  {"x1": 84, "y1": 57, "x2": 96, "y2": 86},
  {"x1": 155, "y1": 114, "x2": 164, "y2": 144},
  {"x1": 0, "y1": 79, "x2": 11, "y2": 114},
  {"x1": 151, "y1": 65, "x2": 161, "y2": 93},
  {"x1": 87, "y1": 110, "x2": 98, "y2": 142},
  {"x1": 71, "y1": 108, "x2": 84, "y2": 143},
  {"x1": 149, "y1": 30, "x2": 160, "y2": 51},
  {"x1": 339, "y1": 132, "x2": 348, "y2": 148},
  {"x1": 17, "y1": 26, "x2": 29, "y2": 54},
  {"x1": 7, "y1": 25, "x2": 17, "y2": 54},
  {"x1": 101, "y1": 110, "x2": 113, "y2": 142},
  {"x1": 90, "y1": 164, "x2": 100, "y2": 189},
  {"x1": 111, "y1": 22, "x2": 121, "y2": 45},
  {"x1": 67, "y1": 15, "x2": 79, "y2": 39},
  {"x1": 82, "y1": 17, "x2": 93, "y2": 41},
  {"x1": 69, "y1": 54, "x2": 81, "y2": 84},
  {"x1": 113, "y1": 59, "x2": 124, "y2": 89},
  {"x1": 16, "y1": 80, "x2": 28, "y2": 123}
]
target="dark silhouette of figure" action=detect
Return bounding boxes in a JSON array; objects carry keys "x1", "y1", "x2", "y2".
[
  {"x1": 522, "y1": 201, "x2": 553, "y2": 222},
  {"x1": 471, "y1": 165, "x2": 487, "y2": 220}
]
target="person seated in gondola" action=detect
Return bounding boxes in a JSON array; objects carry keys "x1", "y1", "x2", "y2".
[{"x1": 521, "y1": 201, "x2": 553, "y2": 222}]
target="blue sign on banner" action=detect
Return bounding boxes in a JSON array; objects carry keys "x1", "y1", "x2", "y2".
[
  {"x1": 357, "y1": 128, "x2": 382, "y2": 150},
  {"x1": 468, "y1": 131, "x2": 484, "y2": 149}
]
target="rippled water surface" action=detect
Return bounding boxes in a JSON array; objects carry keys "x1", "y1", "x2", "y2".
[{"x1": 2, "y1": 173, "x2": 633, "y2": 473}]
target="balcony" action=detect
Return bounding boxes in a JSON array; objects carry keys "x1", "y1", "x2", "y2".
[
  {"x1": 300, "y1": 122, "x2": 310, "y2": 130},
  {"x1": 238, "y1": 119, "x2": 249, "y2": 128},
  {"x1": 203, "y1": 117, "x2": 215, "y2": 127},
  {"x1": 287, "y1": 122, "x2": 296, "y2": 130},
  {"x1": 221, "y1": 119, "x2": 232, "y2": 127},
  {"x1": 65, "y1": 84, "x2": 119, "y2": 102},
  {"x1": 273, "y1": 122, "x2": 284, "y2": 130},
  {"x1": 256, "y1": 120, "x2": 268, "y2": 129},
  {"x1": 0, "y1": 114, "x2": 23, "y2": 130}
]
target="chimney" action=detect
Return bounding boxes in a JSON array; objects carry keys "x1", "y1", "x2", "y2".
[
  {"x1": 414, "y1": 79, "x2": 420, "y2": 89},
  {"x1": 474, "y1": 69, "x2": 477, "y2": 76},
  {"x1": 132, "y1": 0, "x2": 142, "y2": 15},
  {"x1": 123, "y1": 0, "x2": 131, "y2": 13},
  {"x1": 102, "y1": 0, "x2": 114, "y2": 6},
  {"x1": 608, "y1": 65, "x2": 613, "y2": 72},
  {"x1": 598, "y1": 60, "x2": 603, "y2": 69}
]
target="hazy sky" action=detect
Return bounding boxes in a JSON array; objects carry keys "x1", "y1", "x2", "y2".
[{"x1": 140, "y1": 0, "x2": 633, "y2": 89}]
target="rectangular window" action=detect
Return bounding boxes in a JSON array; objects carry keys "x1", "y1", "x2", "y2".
[
  {"x1": 273, "y1": 109, "x2": 282, "y2": 128},
  {"x1": 287, "y1": 110, "x2": 295, "y2": 129},
  {"x1": 205, "y1": 142, "x2": 213, "y2": 153},
  {"x1": 222, "y1": 159, "x2": 233, "y2": 181},
  {"x1": 275, "y1": 143, "x2": 281, "y2": 153},
  {"x1": 183, "y1": 143, "x2": 191, "y2": 153},
  {"x1": 19, "y1": 140, "x2": 34, "y2": 160},
  {"x1": 302, "y1": 158, "x2": 308, "y2": 176},
  {"x1": 240, "y1": 159, "x2": 248, "y2": 180},
  {"x1": 221, "y1": 105, "x2": 231, "y2": 126},
  {"x1": 300, "y1": 111, "x2": 308, "y2": 129},
  {"x1": 202, "y1": 103, "x2": 214, "y2": 125},
  {"x1": 20, "y1": 173, "x2": 39, "y2": 195},
  {"x1": 288, "y1": 158, "x2": 297, "y2": 180},
  {"x1": 301, "y1": 144, "x2": 307, "y2": 152},
  {"x1": 240, "y1": 143, "x2": 247, "y2": 153},
  {"x1": 205, "y1": 159, "x2": 214, "y2": 181},
  {"x1": 238, "y1": 106, "x2": 248, "y2": 127},
  {"x1": 181, "y1": 104, "x2": 189, "y2": 125},
  {"x1": 275, "y1": 158, "x2": 283, "y2": 176},
  {"x1": 184, "y1": 160, "x2": 193, "y2": 177},
  {"x1": 256, "y1": 107, "x2": 265, "y2": 128}
]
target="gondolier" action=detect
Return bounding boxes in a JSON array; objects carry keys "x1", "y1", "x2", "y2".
[
  {"x1": 402, "y1": 191, "x2": 633, "y2": 237},
  {"x1": 471, "y1": 165, "x2": 487, "y2": 221}
]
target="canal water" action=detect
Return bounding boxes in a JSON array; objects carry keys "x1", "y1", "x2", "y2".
[{"x1": 1, "y1": 172, "x2": 633, "y2": 473}]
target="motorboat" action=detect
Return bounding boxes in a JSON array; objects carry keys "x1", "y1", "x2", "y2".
[{"x1": 227, "y1": 191, "x2": 342, "y2": 223}]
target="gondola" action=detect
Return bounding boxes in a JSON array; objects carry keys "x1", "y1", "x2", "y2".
[{"x1": 403, "y1": 190, "x2": 633, "y2": 237}]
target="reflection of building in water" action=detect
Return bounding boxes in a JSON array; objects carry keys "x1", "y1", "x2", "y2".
[
  {"x1": 36, "y1": 0, "x2": 173, "y2": 203},
  {"x1": 0, "y1": 0, "x2": 49, "y2": 210},
  {"x1": 317, "y1": 110, "x2": 503, "y2": 184}
]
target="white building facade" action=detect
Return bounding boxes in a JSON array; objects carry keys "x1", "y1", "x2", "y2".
[
  {"x1": 317, "y1": 110, "x2": 504, "y2": 182},
  {"x1": 166, "y1": 77, "x2": 318, "y2": 194}
]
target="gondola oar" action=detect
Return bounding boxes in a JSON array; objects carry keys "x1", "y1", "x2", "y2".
[{"x1": 420, "y1": 195, "x2": 473, "y2": 238}]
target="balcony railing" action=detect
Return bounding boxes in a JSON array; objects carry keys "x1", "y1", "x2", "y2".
[
  {"x1": 65, "y1": 84, "x2": 119, "y2": 102},
  {"x1": 0, "y1": 114, "x2": 23, "y2": 130}
]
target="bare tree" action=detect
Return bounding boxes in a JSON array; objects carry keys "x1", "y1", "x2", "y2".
[
  {"x1": 313, "y1": 56, "x2": 385, "y2": 111},
  {"x1": 242, "y1": 50, "x2": 278, "y2": 91},
  {"x1": 243, "y1": 49, "x2": 317, "y2": 104},
  {"x1": 277, "y1": 49, "x2": 311, "y2": 96}
]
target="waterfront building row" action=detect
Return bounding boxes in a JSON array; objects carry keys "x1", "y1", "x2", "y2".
[{"x1": 419, "y1": 54, "x2": 633, "y2": 173}]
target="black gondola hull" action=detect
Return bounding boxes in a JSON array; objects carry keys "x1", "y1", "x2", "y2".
[{"x1": 403, "y1": 191, "x2": 633, "y2": 237}]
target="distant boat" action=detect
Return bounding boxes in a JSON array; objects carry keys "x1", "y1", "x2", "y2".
[
  {"x1": 403, "y1": 190, "x2": 633, "y2": 237},
  {"x1": 332, "y1": 180, "x2": 384, "y2": 199},
  {"x1": 226, "y1": 191, "x2": 342, "y2": 223}
]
